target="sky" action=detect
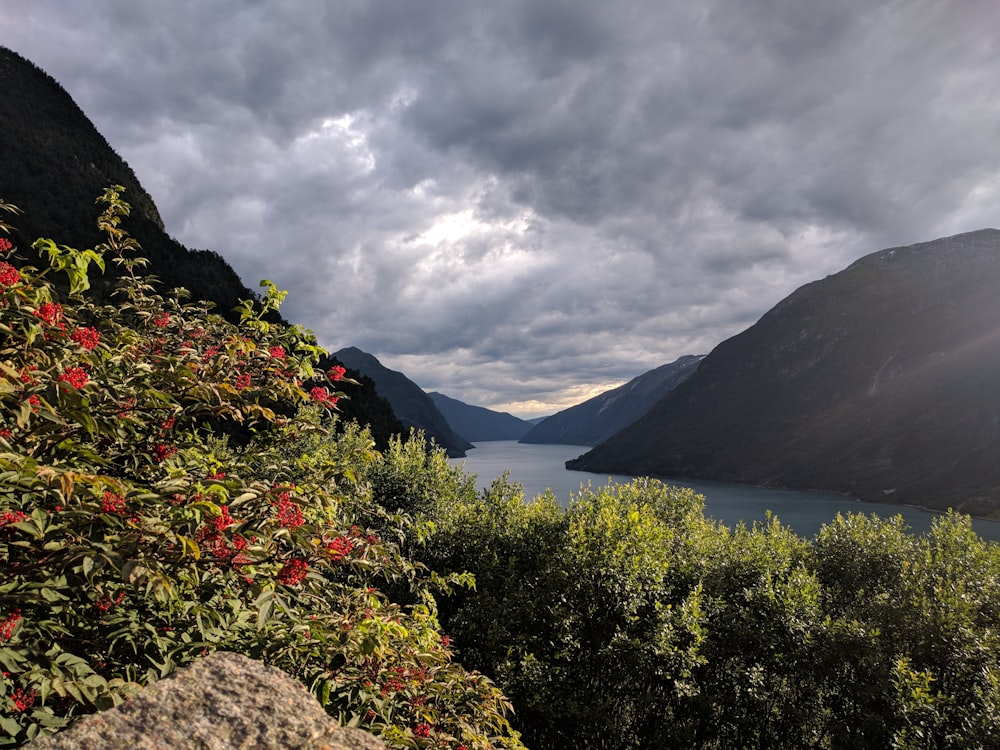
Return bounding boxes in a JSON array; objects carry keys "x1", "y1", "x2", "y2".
[{"x1": 4, "y1": 1, "x2": 1000, "y2": 418}]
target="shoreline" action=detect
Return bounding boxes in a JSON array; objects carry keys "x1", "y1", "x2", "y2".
[
  {"x1": 569, "y1": 465, "x2": 1000, "y2": 527},
  {"x1": 459, "y1": 442, "x2": 1000, "y2": 539}
]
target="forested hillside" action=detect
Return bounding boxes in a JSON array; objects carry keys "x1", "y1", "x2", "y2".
[
  {"x1": 334, "y1": 347, "x2": 473, "y2": 457},
  {"x1": 0, "y1": 46, "x2": 251, "y2": 315},
  {"x1": 428, "y1": 392, "x2": 532, "y2": 442}
]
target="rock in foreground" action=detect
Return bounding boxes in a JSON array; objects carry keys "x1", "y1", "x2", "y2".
[{"x1": 27, "y1": 652, "x2": 386, "y2": 750}]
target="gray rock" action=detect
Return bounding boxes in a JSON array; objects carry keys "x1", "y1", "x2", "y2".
[{"x1": 26, "y1": 652, "x2": 386, "y2": 750}]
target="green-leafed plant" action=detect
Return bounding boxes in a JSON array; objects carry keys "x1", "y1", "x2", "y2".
[
  {"x1": 0, "y1": 189, "x2": 522, "y2": 749},
  {"x1": 401, "y1": 451, "x2": 1000, "y2": 750}
]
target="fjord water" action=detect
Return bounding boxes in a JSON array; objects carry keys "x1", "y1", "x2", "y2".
[{"x1": 451, "y1": 441, "x2": 1000, "y2": 541}]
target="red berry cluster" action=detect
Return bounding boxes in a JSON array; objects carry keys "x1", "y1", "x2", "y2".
[
  {"x1": 70, "y1": 326, "x2": 100, "y2": 350},
  {"x1": 0, "y1": 610, "x2": 21, "y2": 641},
  {"x1": 272, "y1": 490, "x2": 305, "y2": 528},
  {"x1": 58, "y1": 366, "x2": 89, "y2": 389},
  {"x1": 0, "y1": 262, "x2": 19, "y2": 287},
  {"x1": 101, "y1": 491, "x2": 126, "y2": 515},
  {"x1": 277, "y1": 558, "x2": 308, "y2": 585}
]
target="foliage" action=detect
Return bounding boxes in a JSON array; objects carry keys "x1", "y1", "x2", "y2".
[
  {"x1": 0, "y1": 191, "x2": 522, "y2": 749},
  {"x1": 393, "y1": 443, "x2": 1000, "y2": 750}
]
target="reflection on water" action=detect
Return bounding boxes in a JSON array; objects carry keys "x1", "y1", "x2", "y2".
[{"x1": 451, "y1": 441, "x2": 1000, "y2": 542}]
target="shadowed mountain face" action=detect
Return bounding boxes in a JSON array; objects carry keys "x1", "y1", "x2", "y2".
[
  {"x1": 1, "y1": 46, "x2": 404, "y2": 448},
  {"x1": 0, "y1": 46, "x2": 256, "y2": 317},
  {"x1": 333, "y1": 347, "x2": 473, "y2": 457},
  {"x1": 520, "y1": 355, "x2": 704, "y2": 446},
  {"x1": 428, "y1": 392, "x2": 533, "y2": 443},
  {"x1": 569, "y1": 229, "x2": 1000, "y2": 517}
]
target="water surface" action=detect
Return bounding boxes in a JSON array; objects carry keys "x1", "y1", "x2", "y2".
[{"x1": 451, "y1": 441, "x2": 1000, "y2": 541}]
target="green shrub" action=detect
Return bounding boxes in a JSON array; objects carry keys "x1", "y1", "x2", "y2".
[
  {"x1": 0, "y1": 189, "x2": 522, "y2": 749},
  {"x1": 407, "y1": 464, "x2": 1000, "y2": 749}
]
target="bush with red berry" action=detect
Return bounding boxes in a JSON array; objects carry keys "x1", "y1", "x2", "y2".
[{"x1": 0, "y1": 188, "x2": 521, "y2": 749}]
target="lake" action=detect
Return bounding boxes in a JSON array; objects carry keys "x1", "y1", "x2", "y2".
[{"x1": 450, "y1": 441, "x2": 1000, "y2": 542}]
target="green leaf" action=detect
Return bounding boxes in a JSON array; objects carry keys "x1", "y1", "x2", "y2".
[
  {"x1": 39, "y1": 587, "x2": 68, "y2": 602},
  {"x1": 255, "y1": 588, "x2": 276, "y2": 630},
  {"x1": 0, "y1": 649, "x2": 25, "y2": 673}
]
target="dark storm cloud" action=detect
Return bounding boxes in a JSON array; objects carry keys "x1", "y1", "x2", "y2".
[{"x1": 4, "y1": 0, "x2": 1000, "y2": 417}]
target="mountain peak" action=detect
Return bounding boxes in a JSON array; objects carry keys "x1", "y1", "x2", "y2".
[
  {"x1": 521, "y1": 355, "x2": 704, "y2": 446},
  {"x1": 333, "y1": 348, "x2": 472, "y2": 457},
  {"x1": 428, "y1": 392, "x2": 533, "y2": 442}
]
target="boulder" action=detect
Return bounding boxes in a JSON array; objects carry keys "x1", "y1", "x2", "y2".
[{"x1": 26, "y1": 652, "x2": 386, "y2": 750}]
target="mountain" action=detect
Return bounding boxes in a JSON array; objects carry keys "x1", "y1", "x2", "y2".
[
  {"x1": 569, "y1": 229, "x2": 1000, "y2": 518},
  {"x1": 0, "y1": 46, "x2": 404, "y2": 448},
  {"x1": 520, "y1": 355, "x2": 704, "y2": 446},
  {"x1": 333, "y1": 347, "x2": 473, "y2": 457},
  {"x1": 0, "y1": 46, "x2": 257, "y2": 317},
  {"x1": 428, "y1": 392, "x2": 533, "y2": 442}
]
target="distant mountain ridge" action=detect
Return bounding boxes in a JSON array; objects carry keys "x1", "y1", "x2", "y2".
[
  {"x1": 333, "y1": 347, "x2": 473, "y2": 457},
  {"x1": 428, "y1": 392, "x2": 533, "y2": 442},
  {"x1": 520, "y1": 355, "x2": 704, "y2": 446},
  {"x1": 569, "y1": 229, "x2": 1000, "y2": 517}
]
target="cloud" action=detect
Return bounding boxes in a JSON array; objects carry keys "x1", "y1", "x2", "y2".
[{"x1": 4, "y1": 0, "x2": 1000, "y2": 417}]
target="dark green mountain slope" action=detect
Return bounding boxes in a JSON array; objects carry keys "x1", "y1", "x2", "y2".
[
  {"x1": 0, "y1": 46, "x2": 254, "y2": 315},
  {"x1": 521, "y1": 355, "x2": 704, "y2": 446},
  {"x1": 333, "y1": 347, "x2": 473, "y2": 457},
  {"x1": 428, "y1": 392, "x2": 533, "y2": 442},
  {"x1": 0, "y1": 46, "x2": 404, "y2": 448},
  {"x1": 569, "y1": 229, "x2": 1000, "y2": 517}
]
